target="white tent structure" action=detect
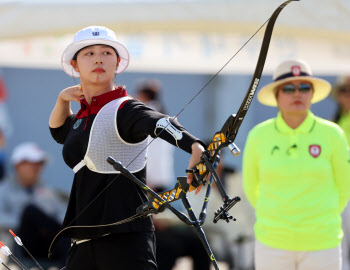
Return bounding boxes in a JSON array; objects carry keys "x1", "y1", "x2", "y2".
[{"x1": 0, "y1": 0, "x2": 349, "y2": 74}]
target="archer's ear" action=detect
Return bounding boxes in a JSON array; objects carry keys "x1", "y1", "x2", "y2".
[
  {"x1": 116, "y1": 57, "x2": 121, "y2": 69},
  {"x1": 70, "y1": 60, "x2": 78, "y2": 71}
]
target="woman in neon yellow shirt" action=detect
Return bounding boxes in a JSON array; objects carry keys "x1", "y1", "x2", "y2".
[{"x1": 243, "y1": 59, "x2": 350, "y2": 270}]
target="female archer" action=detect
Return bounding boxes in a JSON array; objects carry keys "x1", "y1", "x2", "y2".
[{"x1": 49, "y1": 25, "x2": 205, "y2": 270}]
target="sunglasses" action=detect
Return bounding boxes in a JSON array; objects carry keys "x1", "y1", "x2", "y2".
[{"x1": 281, "y1": 83, "x2": 312, "y2": 94}]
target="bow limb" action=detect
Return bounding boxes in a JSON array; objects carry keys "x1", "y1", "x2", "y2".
[
  {"x1": 231, "y1": 0, "x2": 298, "y2": 141},
  {"x1": 204, "y1": 0, "x2": 298, "y2": 161}
]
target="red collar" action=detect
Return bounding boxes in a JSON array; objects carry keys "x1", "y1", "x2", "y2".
[{"x1": 76, "y1": 86, "x2": 128, "y2": 119}]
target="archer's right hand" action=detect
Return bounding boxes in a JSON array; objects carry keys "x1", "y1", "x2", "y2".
[{"x1": 59, "y1": 85, "x2": 84, "y2": 103}]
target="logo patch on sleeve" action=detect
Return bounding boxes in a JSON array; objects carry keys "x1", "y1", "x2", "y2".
[{"x1": 309, "y1": 145, "x2": 321, "y2": 158}]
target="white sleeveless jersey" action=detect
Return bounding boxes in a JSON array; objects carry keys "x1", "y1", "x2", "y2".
[{"x1": 73, "y1": 96, "x2": 149, "y2": 174}]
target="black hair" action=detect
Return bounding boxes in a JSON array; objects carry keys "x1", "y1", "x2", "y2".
[
  {"x1": 72, "y1": 44, "x2": 119, "y2": 61},
  {"x1": 139, "y1": 87, "x2": 158, "y2": 101},
  {"x1": 136, "y1": 80, "x2": 166, "y2": 114}
]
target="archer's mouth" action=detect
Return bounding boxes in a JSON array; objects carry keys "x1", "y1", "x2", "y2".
[{"x1": 93, "y1": 68, "x2": 105, "y2": 73}]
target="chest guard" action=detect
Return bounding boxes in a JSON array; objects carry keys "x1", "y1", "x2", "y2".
[{"x1": 73, "y1": 96, "x2": 149, "y2": 174}]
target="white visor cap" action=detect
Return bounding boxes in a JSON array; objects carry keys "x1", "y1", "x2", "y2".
[{"x1": 61, "y1": 26, "x2": 129, "y2": 78}]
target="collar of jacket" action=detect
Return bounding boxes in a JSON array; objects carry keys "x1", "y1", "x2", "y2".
[
  {"x1": 76, "y1": 86, "x2": 128, "y2": 119},
  {"x1": 275, "y1": 110, "x2": 316, "y2": 134}
]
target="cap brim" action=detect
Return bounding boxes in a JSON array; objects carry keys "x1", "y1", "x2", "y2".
[
  {"x1": 61, "y1": 39, "x2": 130, "y2": 78},
  {"x1": 257, "y1": 76, "x2": 331, "y2": 107}
]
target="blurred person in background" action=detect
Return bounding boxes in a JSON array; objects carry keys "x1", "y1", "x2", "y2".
[
  {"x1": 332, "y1": 75, "x2": 350, "y2": 143},
  {"x1": 49, "y1": 26, "x2": 205, "y2": 270},
  {"x1": 243, "y1": 59, "x2": 350, "y2": 270},
  {"x1": 0, "y1": 142, "x2": 68, "y2": 269},
  {"x1": 135, "y1": 79, "x2": 174, "y2": 193},
  {"x1": 332, "y1": 75, "x2": 350, "y2": 270},
  {"x1": 135, "y1": 80, "x2": 210, "y2": 270}
]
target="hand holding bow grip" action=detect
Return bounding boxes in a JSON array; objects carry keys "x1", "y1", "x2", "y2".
[{"x1": 186, "y1": 157, "x2": 209, "y2": 189}]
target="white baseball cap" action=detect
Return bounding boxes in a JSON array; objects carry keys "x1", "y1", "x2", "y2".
[
  {"x1": 257, "y1": 59, "x2": 331, "y2": 106},
  {"x1": 11, "y1": 142, "x2": 49, "y2": 165},
  {"x1": 61, "y1": 26, "x2": 130, "y2": 78}
]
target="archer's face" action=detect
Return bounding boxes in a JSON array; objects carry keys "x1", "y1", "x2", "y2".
[
  {"x1": 276, "y1": 79, "x2": 313, "y2": 114},
  {"x1": 71, "y1": 45, "x2": 119, "y2": 85}
]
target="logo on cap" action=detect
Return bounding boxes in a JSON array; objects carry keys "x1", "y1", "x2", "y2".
[
  {"x1": 291, "y1": 65, "x2": 301, "y2": 76},
  {"x1": 92, "y1": 32, "x2": 100, "y2": 36},
  {"x1": 309, "y1": 145, "x2": 321, "y2": 158}
]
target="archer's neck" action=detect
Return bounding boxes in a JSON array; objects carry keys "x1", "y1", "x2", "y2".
[{"x1": 81, "y1": 82, "x2": 115, "y2": 105}]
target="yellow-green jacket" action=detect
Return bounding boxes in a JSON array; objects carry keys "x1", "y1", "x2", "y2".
[{"x1": 243, "y1": 111, "x2": 350, "y2": 251}]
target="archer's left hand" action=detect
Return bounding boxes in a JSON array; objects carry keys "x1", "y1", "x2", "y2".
[{"x1": 187, "y1": 142, "x2": 206, "y2": 195}]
